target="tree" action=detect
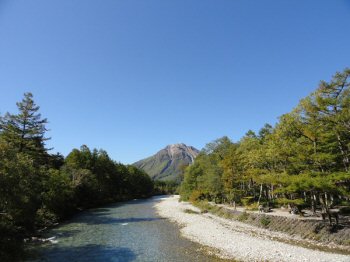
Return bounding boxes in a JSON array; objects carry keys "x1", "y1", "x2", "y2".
[
  {"x1": 0, "y1": 141, "x2": 43, "y2": 233},
  {"x1": 0, "y1": 93, "x2": 49, "y2": 164},
  {"x1": 0, "y1": 93, "x2": 155, "y2": 261},
  {"x1": 180, "y1": 68, "x2": 350, "y2": 222},
  {"x1": 312, "y1": 68, "x2": 350, "y2": 171}
]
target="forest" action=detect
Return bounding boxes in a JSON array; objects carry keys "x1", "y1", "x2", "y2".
[
  {"x1": 2, "y1": 69, "x2": 350, "y2": 261},
  {"x1": 0, "y1": 93, "x2": 154, "y2": 261},
  {"x1": 181, "y1": 68, "x2": 350, "y2": 219}
]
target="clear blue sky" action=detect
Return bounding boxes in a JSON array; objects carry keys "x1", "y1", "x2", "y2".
[{"x1": 1, "y1": 0, "x2": 349, "y2": 164}]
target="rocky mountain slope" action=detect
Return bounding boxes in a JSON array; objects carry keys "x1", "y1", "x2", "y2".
[{"x1": 133, "y1": 143, "x2": 199, "y2": 181}]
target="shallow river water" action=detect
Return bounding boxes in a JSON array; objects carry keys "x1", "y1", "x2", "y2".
[{"x1": 30, "y1": 196, "x2": 225, "y2": 262}]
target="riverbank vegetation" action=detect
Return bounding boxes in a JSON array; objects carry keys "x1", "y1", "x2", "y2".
[
  {"x1": 0, "y1": 93, "x2": 153, "y2": 261},
  {"x1": 153, "y1": 180, "x2": 179, "y2": 195},
  {"x1": 181, "y1": 68, "x2": 350, "y2": 224}
]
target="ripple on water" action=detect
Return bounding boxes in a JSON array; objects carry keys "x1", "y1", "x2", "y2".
[{"x1": 29, "y1": 196, "x2": 232, "y2": 262}]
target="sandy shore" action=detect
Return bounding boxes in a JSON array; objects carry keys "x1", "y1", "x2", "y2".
[{"x1": 154, "y1": 195, "x2": 350, "y2": 262}]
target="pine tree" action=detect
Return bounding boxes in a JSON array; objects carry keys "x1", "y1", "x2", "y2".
[{"x1": 0, "y1": 93, "x2": 49, "y2": 163}]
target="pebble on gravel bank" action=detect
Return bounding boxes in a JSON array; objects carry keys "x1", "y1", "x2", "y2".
[{"x1": 154, "y1": 195, "x2": 350, "y2": 262}]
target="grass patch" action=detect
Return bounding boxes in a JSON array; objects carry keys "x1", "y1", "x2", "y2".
[
  {"x1": 184, "y1": 209, "x2": 199, "y2": 214},
  {"x1": 344, "y1": 239, "x2": 350, "y2": 246},
  {"x1": 237, "y1": 212, "x2": 249, "y2": 222},
  {"x1": 260, "y1": 216, "x2": 271, "y2": 228}
]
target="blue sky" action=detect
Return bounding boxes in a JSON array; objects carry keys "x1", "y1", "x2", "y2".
[{"x1": 0, "y1": 0, "x2": 349, "y2": 164}]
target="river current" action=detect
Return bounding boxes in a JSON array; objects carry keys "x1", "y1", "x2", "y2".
[{"x1": 30, "y1": 196, "x2": 224, "y2": 262}]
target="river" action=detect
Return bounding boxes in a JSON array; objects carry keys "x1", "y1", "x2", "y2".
[{"x1": 30, "y1": 196, "x2": 226, "y2": 262}]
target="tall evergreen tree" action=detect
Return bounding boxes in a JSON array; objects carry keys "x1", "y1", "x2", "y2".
[{"x1": 0, "y1": 92, "x2": 49, "y2": 164}]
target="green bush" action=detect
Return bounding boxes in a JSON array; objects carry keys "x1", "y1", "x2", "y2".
[{"x1": 260, "y1": 216, "x2": 271, "y2": 228}]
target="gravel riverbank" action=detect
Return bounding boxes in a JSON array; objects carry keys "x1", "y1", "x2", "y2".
[{"x1": 154, "y1": 195, "x2": 350, "y2": 262}]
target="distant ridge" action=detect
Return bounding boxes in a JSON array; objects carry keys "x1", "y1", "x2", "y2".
[{"x1": 133, "y1": 143, "x2": 199, "y2": 181}]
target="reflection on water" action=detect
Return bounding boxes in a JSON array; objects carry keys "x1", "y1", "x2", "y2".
[{"x1": 30, "y1": 196, "x2": 227, "y2": 262}]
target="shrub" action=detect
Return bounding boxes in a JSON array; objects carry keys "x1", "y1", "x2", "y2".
[
  {"x1": 189, "y1": 190, "x2": 204, "y2": 203},
  {"x1": 260, "y1": 216, "x2": 271, "y2": 228}
]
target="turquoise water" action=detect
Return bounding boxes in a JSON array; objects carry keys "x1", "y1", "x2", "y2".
[{"x1": 30, "y1": 196, "x2": 223, "y2": 262}]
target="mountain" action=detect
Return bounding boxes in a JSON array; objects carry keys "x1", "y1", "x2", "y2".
[{"x1": 133, "y1": 143, "x2": 200, "y2": 181}]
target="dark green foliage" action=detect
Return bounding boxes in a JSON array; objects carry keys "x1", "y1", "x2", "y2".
[
  {"x1": 41, "y1": 169, "x2": 75, "y2": 220},
  {"x1": 48, "y1": 153, "x2": 65, "y2": 169},
  {"x1": 0, "y1": 216, "x2": 24, "y2": 261},
  {"x1": 153, "y1": 180, "x2": 179, "y2": 195},
  {"x1": 0, "y1": 92, "x2": 49, "y2": 165},
  {"x1": 0, "y1": 144, "x2": 43, "y2": 233},
  {"x1": 0, "y1": 93, "x2": 154, "y2": 261},
  {"x1": 260, "y1": 216, "x2": 271, "y2": 228},
  {"x1": 125, "y1": 165, "x2": 154, "y2": 198}
]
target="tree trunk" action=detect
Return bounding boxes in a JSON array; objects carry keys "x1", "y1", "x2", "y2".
[
  {"x1": 257, "y1": 184, "x2": 263, "y2": 205},
  {"x1": 311, "y1": 192, "x2": 317, "y2": 214}
]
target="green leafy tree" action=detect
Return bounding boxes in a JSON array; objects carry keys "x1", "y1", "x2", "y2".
[{"x1": 180, "y1": 68, "x2": 350, "y2": 221}]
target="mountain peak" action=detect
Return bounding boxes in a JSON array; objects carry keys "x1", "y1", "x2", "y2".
[
  {"x1": 167, "y1": 143, "x2": 183, "y2": 148},
  {"x1": 133, "y1": 143, "x2": 199, "y2": 181},
  {"x1": 164, "y1": 143, "x2": 198, "y2": 161}
]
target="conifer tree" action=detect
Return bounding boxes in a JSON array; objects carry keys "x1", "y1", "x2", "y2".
[{"x1": 0, "y1": 92, "x2": 49, "y2": 163}]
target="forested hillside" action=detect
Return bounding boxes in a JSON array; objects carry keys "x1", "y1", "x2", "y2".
[
  {"x1": 0, "y1": 93, "x2": 153, "y2": 261},
  {"x1": 181, "y1": 68, "x2": 350, "y2": 218}
]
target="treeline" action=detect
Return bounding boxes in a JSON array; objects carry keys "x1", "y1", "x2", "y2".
[
  {"x1": 153, "y1": 180, "x2": 179, "y2": 195},
  {"x1": 181, "y1": 68, "x2": 350, "y2": 217},
  {"x1": 0, "y1": 93, "x2": 153, "y2": 261}
]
